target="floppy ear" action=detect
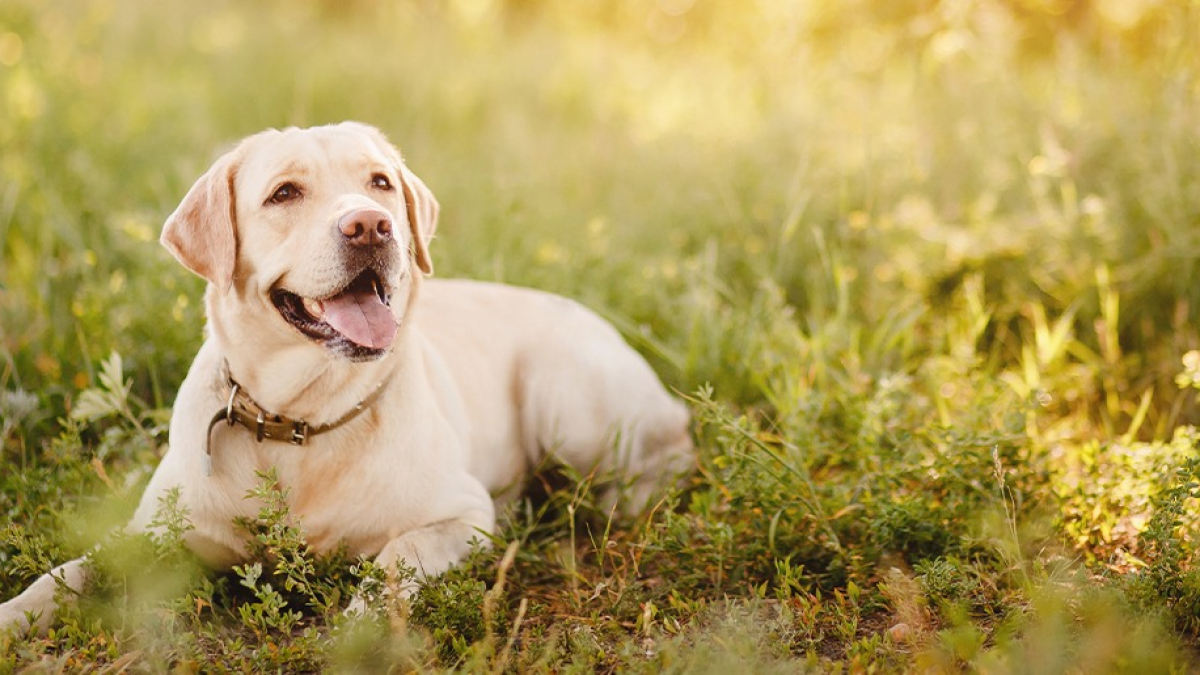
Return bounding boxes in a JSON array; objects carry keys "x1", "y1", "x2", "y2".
[
  {"x1": 160, "y1": 152, "x2": 238, "y2": 292},
  {"x1": 347, "y1": 122, "x2": 439, "y2": 276},
  {"x1": 398, "y1": 163, "x2": 438, "y2": 276}
]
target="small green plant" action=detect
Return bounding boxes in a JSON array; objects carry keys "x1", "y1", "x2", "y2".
[
  {"x1": 70, "y1": 352, "x2": 168, "y2": 463},
  {"x1": 1124, "y1": 453, "x2": 1200, "y2": 634}
]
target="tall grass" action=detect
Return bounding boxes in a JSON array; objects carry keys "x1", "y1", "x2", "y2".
[{"x1": 3, "y1": 0, "x2": 1200, "y2": 671}]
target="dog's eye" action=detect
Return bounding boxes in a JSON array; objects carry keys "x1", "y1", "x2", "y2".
[
  {"x1": 370, "y1": 174, "x2": 393, "y2": 191},
  {"x1": 268, "y1": 183, "x2": 301, "y2": 205}
]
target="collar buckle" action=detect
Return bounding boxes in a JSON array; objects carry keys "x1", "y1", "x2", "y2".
[{"x1": 290, "y1": 420, "x2": 309, "y2": 445}]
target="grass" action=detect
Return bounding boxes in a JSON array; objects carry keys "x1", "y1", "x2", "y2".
[{"x1": 3, "y1": 0, "x2": 1200, "y2": 671}]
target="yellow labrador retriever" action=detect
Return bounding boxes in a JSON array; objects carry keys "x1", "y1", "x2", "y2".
[{"x1": 0, "y1": 122, "x2": 693, "y2": 634}]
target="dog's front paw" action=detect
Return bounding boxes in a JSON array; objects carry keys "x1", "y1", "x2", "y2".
[
  {"x1": 344, "y1": 594, "x2": 371, "y2": 619},
  {"x1": 0, "y1": 600, "x2": 42, "y2": 638},
  {"x1": 344, "y1": 580, "x2": 418, "y2": 622}
]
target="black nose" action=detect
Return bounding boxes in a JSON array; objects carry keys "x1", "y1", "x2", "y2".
[{"x1": 338, "y1": 208, "x2": 393, "y2": 247}]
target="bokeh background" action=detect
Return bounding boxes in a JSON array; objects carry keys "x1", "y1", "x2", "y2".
[
  {"x1": 3, "y1": 0, "x2": 1200, "y2": 670},
  {"x1": 3, "y1": 1, "x2": 1197, "y2": 411}
]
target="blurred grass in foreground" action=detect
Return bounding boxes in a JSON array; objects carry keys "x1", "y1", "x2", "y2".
[{"x1": 3, "y1": 0, "x2": 1200, "y2": 671}]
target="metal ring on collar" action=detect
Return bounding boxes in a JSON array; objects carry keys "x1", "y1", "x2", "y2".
[{"x1": 226, "y1": 383, "x2": 240, "y2": 427}]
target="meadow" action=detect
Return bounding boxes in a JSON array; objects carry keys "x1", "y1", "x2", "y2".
[{"x1": 2, "y1": 0, "x2": 1200, "y2": 671}]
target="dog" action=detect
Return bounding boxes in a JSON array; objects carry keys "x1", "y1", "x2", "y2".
[{"x1": 0, "y1": 122, "x2": 693, "y2": 635}]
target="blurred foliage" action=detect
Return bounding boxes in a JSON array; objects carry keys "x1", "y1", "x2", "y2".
[{"x1": 3, "y1": 0, "x2": 1200, "y2": 671}]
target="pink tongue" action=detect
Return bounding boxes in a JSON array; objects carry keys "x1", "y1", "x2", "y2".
[{"x1": 321, "y1": 286, "x2": 397, "y2": 349}]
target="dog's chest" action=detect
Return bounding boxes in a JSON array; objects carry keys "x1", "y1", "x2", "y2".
[{"x1": 255, "y1": 435, "x2": 448, "y2": 556}]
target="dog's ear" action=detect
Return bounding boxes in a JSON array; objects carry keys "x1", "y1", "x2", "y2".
[
  {"x1": 346, "y1": 122, "x2": 438, "y2": 276},
  {"x1": 398, "y1": 164, "x2": 438, "y2": 276},
  {"x1": 161, "y1": 151, "x2": 238, "y2": 292}
]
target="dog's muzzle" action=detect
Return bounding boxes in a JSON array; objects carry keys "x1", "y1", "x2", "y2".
[{"x1": 268, "y1": 206, "x2": 407, "y2": 360}]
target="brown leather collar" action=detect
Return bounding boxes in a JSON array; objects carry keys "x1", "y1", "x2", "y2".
[{"x1": 203, "y1": 363, "x2": 393, "y2": 476}]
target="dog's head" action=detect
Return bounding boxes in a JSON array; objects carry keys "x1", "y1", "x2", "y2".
[{"x1": 161, "y1": 122, "x2": 437, "y2": 362}]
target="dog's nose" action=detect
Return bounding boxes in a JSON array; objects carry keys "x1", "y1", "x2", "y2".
[{"x1": 337, "y1": 208, "x2": 393, "y2": 247}]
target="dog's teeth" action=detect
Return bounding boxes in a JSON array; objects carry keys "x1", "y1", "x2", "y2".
[{"x1": 304, "y1": 298, "x2": 325, "y2": 319}]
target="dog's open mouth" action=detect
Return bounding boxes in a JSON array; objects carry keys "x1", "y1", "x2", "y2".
[{"x1": 270, "y1": 269, "x2": 398, "y2": 359}]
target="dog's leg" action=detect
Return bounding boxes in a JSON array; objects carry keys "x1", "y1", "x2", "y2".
[
  {"x1": 0, "y1": 482, "x2": 242, "y2": 637},
  {"x1": 0, "y1": 557, "x2": 87, "y2": 637},
  {"x1": 523, "y1": 360, "x2": 695, "y2": 517},
  {"x1": 376, "y1": 517, "x2": 495, "y2": 593},
  {"x1": 346, "y1": 498, "x2": 494, "y2": 615},
  {"x1": 615, "y1": 415, "x2": 695, "y2": 516},
  {"x1": 512, "y1": 313, "x2": 695, "y2": 518}
]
